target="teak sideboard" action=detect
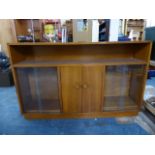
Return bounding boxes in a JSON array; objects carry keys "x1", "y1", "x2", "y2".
[{"x1": 8, "y1": 41, "x2": 152, "y2": 119}]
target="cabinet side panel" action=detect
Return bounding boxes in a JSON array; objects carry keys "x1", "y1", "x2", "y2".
[{"x1": 135, "y1": 43, "x2": 152, "y2": 109}]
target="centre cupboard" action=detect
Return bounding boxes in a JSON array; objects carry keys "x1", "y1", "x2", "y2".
[{"x1": 8, "y1": 41, "x2": 152, "y2": 119}]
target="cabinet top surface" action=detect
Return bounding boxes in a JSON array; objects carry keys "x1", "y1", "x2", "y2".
[{"x1": 8, "y1": 41, "x2": 152, "y2": 46}]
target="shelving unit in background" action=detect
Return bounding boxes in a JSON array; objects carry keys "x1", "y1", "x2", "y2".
[
  {"x1": 125, "y1": 19, "x2": 146, "y2": 41},
  {"x1": 14, "y1": 19, "x2": 42, "y2": 42},
  {"x1": 13, "y1": 19, "x2": 72, "y2": 43},
  {"x1": 13, "y1": 19, "x2": 110, "y2": 43}
]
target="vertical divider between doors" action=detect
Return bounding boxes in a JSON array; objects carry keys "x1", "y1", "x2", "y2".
[{"x1": 57, "y1": 66, "x2": 63, "y2": 113}]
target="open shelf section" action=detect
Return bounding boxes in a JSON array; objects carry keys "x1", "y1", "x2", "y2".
[
  {"x1": 9, "y1": 41, "x2": 151, "y2": 67},
  {"x1": 13, "y1": 58, "x2": 147, "y2": 68}
]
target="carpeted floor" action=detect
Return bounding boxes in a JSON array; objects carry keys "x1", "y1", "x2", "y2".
[{"x1": 0, "y1": 86, "x2": 151, "y2": 135}]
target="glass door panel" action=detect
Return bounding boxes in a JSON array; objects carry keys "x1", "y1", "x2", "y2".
[
  {"x1": 16, "y1": 67, "x2": 60, "y2": 113},
  {"x1": 103, "y1": 65, "x2": 145, "y2": 111}
]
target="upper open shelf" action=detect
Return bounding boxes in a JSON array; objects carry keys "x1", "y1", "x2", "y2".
[{"x1": 8, "y1": 41, "x2": 152, "y2": 68}]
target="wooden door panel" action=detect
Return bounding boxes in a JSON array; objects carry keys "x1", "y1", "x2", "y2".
[
  {"x1": 60, "y1": 66, "x2": 82, "y2": 113},
  {"x1": 82, "y1": 66, "x2": 104, "y2": 113}
]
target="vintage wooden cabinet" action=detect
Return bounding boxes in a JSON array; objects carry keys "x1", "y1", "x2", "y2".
[{"x1": 8, "y1": 41, "x2": 152, "y2": 119}]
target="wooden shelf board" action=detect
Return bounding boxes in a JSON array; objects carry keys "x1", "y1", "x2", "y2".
[
  {"x1": 103, "y1": 96, "x2": 138, "y2": 111},
  {"x1": 13, "y1": 58, "x2": 146, "y2": 68},
  {"x1": 8, "y1": 41, "x2": 151, "y2": 46},
  {"x1": 24, "y1": 99, "x2": 61, "y2": 113}
]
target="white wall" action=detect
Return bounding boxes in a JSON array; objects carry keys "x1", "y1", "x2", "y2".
[
  {"x1": 109, "y1": 19, "x2": 119, "y2": 41},
  {"x1": 146, "y1": 19, "x2": 155, "y2": 27},
  {"x1": 92, "y1": 20, "x2": 99, "y2": 42}
]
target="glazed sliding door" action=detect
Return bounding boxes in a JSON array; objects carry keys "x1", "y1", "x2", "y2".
[
  {"x1": 16, "y1": 67, "x2": 61, "y2": 113},
  {"x1": 103, "y1": 65, "x2": 146, "y2": 111}
]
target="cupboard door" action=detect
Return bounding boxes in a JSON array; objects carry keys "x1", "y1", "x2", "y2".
[
  {"x1": 82, "y1": 66, "x2": 103, "y2": 112},
  {"x1": 16, "y1": 67, "x2": 60, "y2": 113},
  {"x1": 60, "y1": 66, "x2": 82, "y2": 113}
]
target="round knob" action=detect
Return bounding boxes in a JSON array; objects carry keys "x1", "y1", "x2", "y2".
[{"x1": 83, "y1": 84, "x2": 88, "y2": 89}]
